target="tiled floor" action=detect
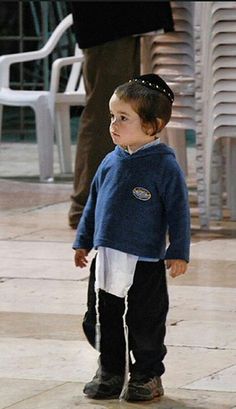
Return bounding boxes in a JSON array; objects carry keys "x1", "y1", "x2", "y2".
[{"x1": 0, "y1": 142, "x2": 236, "y2": 409}]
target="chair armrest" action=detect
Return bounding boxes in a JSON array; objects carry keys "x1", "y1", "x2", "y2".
[
  {"x1": 0, "y1": 14, "x2": 73, "y2": 88},
  {"x1": 0, "y1": 51, "x2": 48, "y2": 88},
  {"x1": 50, "y1": 55, "x2": 84, "y2": 95}
]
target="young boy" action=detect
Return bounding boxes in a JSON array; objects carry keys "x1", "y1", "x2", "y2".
[{"x1": 73, "y1": 73, "x2": 191, "y2": 401}]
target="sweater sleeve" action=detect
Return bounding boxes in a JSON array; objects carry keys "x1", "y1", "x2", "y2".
[
  {"x1": 72, "y1": 176, "x2": 98, "y2": 250},
  {"x1": 161, "y1": 160, "x2": 191, "y2": 262}
]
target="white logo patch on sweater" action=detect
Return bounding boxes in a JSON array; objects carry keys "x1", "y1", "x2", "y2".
[{"x1": 132, "y1": 187, "x2": 152, "y2": 201}]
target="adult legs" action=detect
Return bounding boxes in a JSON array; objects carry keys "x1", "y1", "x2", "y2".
[{"x1": 68, "y1": 36, "x2": 140, "y2": 228}]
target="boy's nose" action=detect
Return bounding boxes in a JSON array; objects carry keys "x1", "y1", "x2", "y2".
[{"x1": 110, "y1": 118, "x2": 118, "y2": 128}]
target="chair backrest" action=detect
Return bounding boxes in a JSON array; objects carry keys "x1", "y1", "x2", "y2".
[
  {"x1": 0, "y1": 14, "x2": 73, "y2": 88},
  {"x1": 65, "y1": 45, "x2": 85, "y2": 94}
]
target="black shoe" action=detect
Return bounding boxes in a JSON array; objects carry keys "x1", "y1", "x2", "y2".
[
  {"x1": 83, "y1": 370, "x2": 124, "y2": 399},
  {"x1": 124, "y1": 375, "x2": 164, "y2": 401}
]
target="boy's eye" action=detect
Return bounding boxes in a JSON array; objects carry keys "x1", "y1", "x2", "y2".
[{"x1": 109, "y1": 114, "x2": 128, "y2": 122}]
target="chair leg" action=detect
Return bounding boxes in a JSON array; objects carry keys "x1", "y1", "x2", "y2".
[
  {"x1": 0, "y1": 104, "x2": 3, "y2": 143},
  {"x1": 226, "y1": 138, "x2": 236, "y2": 220},
  {"x1": 166, "y1": 128, "x2": 188, "y2": 175},
  {"x1": 208, "y1": 140, "x2": 223, "y2": 221},
  {"x1": 54, "y1": 104, "x2": 72, "y2": 174},
  {"x1": 159, "y1": 128, "x2": 168, "y2": 144},
  {"x1": 195, "y1": 126, "x2": 210, "y2": 228},
  {"x1": 35, "y1": 97, "x2": 54, "y2": 182}
]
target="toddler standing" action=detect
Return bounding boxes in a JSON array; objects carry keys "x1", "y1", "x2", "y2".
[{"x1": 73, "y1": 74, "x2": 191, "y2": 402}]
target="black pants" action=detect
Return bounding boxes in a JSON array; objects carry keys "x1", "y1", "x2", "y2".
[{"x1": 83, "y1": 257, "x2": 169, "y2": 378}]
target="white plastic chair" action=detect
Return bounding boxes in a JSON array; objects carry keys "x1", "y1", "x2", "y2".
[
  {"x1": 151, "y1": 2, "x2": 195, "y2": 175},
  {"x1": 50, "y1": 44, "x2": 85, "y2": 174},
  {"x1": 211, "y1": 2, "x2": 236, "y2": 12},
  {"x1": 0, "y1": 13, "x2": 84, "y2": 181},
  {"x1": 195, "y1": 2, "x2": 236, "y2": 224}
]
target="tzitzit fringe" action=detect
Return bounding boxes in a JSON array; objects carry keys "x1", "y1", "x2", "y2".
[
  {"x1": 95, "y1": 288, "x2": 101, "y2": 351},
  {"x1": 94, "y1": 286, "x2": 131, "y2": 400},
  {"x1": 119, "y1": 293, "x2": 130, "y2": 400}
]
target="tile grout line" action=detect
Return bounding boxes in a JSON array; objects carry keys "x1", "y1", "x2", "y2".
[
  {"x1": 2, "y1": 381, "x2": 71, "y2": 409},
  {"x1": 179, "y1": 363, "x2": 236, "y2": 391}
]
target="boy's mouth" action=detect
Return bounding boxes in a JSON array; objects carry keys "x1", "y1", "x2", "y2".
[{"x1": 111, "y1": 131, "x2": 120, "y2": 138}]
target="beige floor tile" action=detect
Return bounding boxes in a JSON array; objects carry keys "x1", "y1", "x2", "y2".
[
  {"x1": 0, "y1": 337, "x2": 98, "y2": 382},
  {"x1": 190, "y1": 239, "x2": 236, "y2": 260},
  {"x1": 0, "y1": 382, "x2": 107, "y2": 409},
  {"x1": 1, "y1": 257, "x2": 89, "y2": 280},
  {"x1": 0, "y1": 240, "x2": 76, "y2": 261},
  {"x1": 3, "y1": 273, "x2": 234, "y2": 317},
  {"x1": 0, "y1": 237, "x2": 95, "y2": 280},
  {"x1": 1, "y1": 336, "x2": 235, "y2": 395},
  {"x1": 0, "y1": 223, "x2": 75, "y2": 242},
  {"x1": 0, "y1": 178, "x2": 72, "y2": 212},
  {"x1": 184, "y1": 364, "x2": 236, "y2": 392},
  {"x1": 0, "y1": 201, "x2": 73, "y2": 228},
  {"x1": 168, "y1": 285, "x2": 236, "y2": 313},
  {"x1": 1, "y1": 382, "x2": 234, "y2": 409},
  {"x1": 0, "y1": 143, "x2": 76, "y2": 179},
  {"x1": 166, "y1": 320, "x2": 236, "y2": 349},
  {"x1": 0, "y1": 239, "x2": 95, "y2": 266},
  {"x1": 0, "y1": 201, "x2": 71, "y2": 223},
  {"x1": 0, "y1": 278, "x2": 88, "y2": 314},
  {"x1": 171, "y1": 258, "x2": 236, "y2": 288},
  {"x1": 168, "y1": 307, "x2": 236, "y2": 326},
  {"x1": 0, "y1": 312, "x2": 85, "y2": 340},
  {"x1": 163, "y1": 388, "x2": 236, "y2": 409},
  {"x1": 0, "y1": 378, "x2": 63, "y2": 409},
  {"x1": 16, "y1": 227, "x2": 77, "y2": 242},
  {"x1": 0, "y1": 225, "x2": 42, "y2": 240},
  {"x1": 163, "y1": 346, "x2": 236, "y2": 390}
]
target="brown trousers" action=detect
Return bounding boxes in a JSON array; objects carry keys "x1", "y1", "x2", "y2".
[{"x1": 69, "y1": 36, "x2": 140, "y2": 226}]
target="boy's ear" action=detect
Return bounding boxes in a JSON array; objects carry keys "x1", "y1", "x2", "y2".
[
  {"x1": 156, "y1": 118, "x2": 165, "y2": 133},
  {"x1": 143, "y1": 124, "x2": 154, "y2": 136},
  {"x1": 143, "y1": 118, "x2": 165, "y2": 136}
]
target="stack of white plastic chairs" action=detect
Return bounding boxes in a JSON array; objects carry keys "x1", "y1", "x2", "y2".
[
  {"x1": 149, "y1": 1, "x2": 196, "y2": 175},
  {"x1": 194, "y1": 2, "x2": 236, "y2": 227}
]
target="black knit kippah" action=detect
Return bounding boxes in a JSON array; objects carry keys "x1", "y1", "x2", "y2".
[{"x1": 129, "y1": 73, "x2": 174, "y2": 103}]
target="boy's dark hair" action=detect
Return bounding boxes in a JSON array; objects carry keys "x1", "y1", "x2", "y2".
[{"x1": 114, "y1": 75, "x2": 173, "y2": 135}]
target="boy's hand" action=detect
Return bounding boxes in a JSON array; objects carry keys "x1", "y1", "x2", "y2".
[
  {"x1": 166, "y1": 259, "x2": 187, "y2": 278},
  {"x1": 74, "y1": 249, "x2": 89, "y2": 268}
]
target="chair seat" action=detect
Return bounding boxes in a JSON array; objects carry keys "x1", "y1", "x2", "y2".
[
  {"x1": 55, "y1": 92, "x2": 86, "y2": 105},
  {"x1": 0, "y1": 88, "x2": 50, "y2": 105}
]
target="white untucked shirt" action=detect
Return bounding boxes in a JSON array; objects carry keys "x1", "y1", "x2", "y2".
[{"x1": 95, "y1": 247, "x2": 138, "y2": 298}]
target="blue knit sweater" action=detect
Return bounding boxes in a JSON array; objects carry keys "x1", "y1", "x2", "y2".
[{"x1": 73, "y1": 144, "x2": 191, "y2": 262}]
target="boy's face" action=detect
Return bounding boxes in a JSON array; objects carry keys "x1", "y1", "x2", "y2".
[{"x1": 109, "y1": 93, "x2": 154, "y2": 151}]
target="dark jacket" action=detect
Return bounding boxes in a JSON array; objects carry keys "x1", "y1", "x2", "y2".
[
  {"x1": 70, "y1": 1, "x2": 174, "y2": 49},
  {"x1": 73, "y1": 144, "x2": 190, "y2": 262}
]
